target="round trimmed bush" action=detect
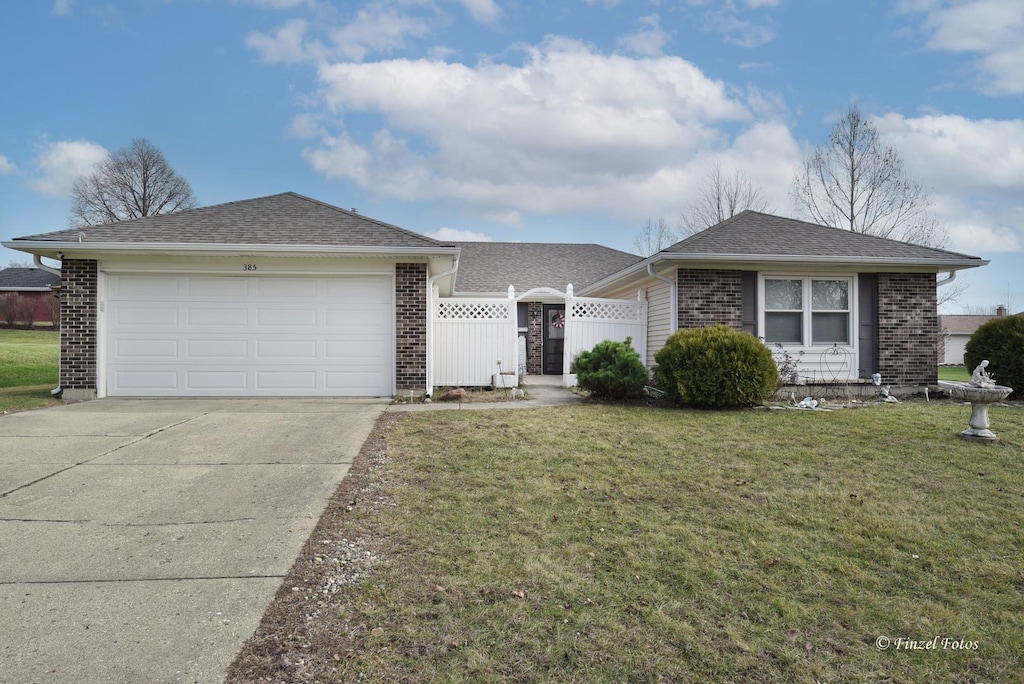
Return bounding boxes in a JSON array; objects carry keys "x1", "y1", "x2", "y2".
[
  {"x1": 571, "y1": 337, "x2": 648, "y2": 401},
  {"x1": 964, "y1": 315, "x2": 1024, "y2": 400},
  {"x1": 653, "y1": 325, "x2": 777, "y2": 408}
]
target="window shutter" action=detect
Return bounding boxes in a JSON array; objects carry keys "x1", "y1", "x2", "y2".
[
  {"x1": 741, "y1": 271, "x2": 757, "y2": 335},
  {"x1": 857, "y1": 274, "x2": 877, "y2": 378}
]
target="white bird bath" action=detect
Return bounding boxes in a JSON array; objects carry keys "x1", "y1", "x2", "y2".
[{"x1": 938, "y1": 381, "x2": 1013, "y2": 443}]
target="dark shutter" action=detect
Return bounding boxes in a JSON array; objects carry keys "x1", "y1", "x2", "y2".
[
  {"x1": 857, "y1": 274, "x2": 877, "y2": 378},
  {"x1": 741, "y1": 271, "x2": 757, "y2": 336}
]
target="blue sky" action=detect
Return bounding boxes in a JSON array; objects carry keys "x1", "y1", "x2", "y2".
[{"x1": 1, "y1": 0, "x2": 1021, "y2": 313}]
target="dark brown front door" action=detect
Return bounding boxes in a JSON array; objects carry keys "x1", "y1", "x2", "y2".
[{"x1": 542, "y1": 304, "x2": 565, "y2": 374}]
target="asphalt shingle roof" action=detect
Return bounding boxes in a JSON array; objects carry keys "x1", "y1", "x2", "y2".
[
  {"x1": 452, "y1": 242, "x2": 642, "y2": 294},
  {"x1": 13, "y1": 192, "x2": 447, "y2": 249},
  {"x1": 0, "y1": 267, "x2": 60, "y2": 288},
  {"x1": 665, "y1": 211, "x2": 983, "y2": 263}
]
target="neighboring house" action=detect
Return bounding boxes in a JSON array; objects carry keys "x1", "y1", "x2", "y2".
[
  {"x1": 0, "y1": 267, "x2": 60, "y2": 324},
  {"x1": 939, "y1": 306, "x2": 1011, "y2": 365},
  {"x1": 3, "y1": 193, "x2": 988, "y2": 400}
]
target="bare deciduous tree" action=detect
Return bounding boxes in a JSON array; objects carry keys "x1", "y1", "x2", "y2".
[
  {"x1": 790, "y1": 104, "x2": 947, "y2": 248},
  {"x1": 679, "y1": 165, "x2": 774, "y2": 236},
  {"x1": 70, "y1": 138, "x2": 197, "y2": 227},
  {"x1": 632, "y1": 217, "x2": 680, "y2": 257}
]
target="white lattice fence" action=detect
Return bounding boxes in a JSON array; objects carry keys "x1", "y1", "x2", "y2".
[
  {"x1": 565, "y1": 296, "x2": 647, "y2": 372},
  {"x1": 433, "y1": 298, "x2": 518, "y2": 387}
]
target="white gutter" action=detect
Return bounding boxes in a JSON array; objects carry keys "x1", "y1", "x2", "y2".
[
  {"x1": 424, "y1": 256, "x2": 461, "y2": 397},
  {"x1": 33, "y1": 254, "x2": 62, "y2": 276},
  {"x1": 3, "y1": 240, "x2": 460, "y2": 257},
  {"x1": 647, "y1": 262, "x2": 677, "y2": 333},
  {"x1": 936, "y1": 270, "x2": 957, "y2": 288},
  {"x1": 581, "y1": 252, "x2": 988, "y2": 296}
]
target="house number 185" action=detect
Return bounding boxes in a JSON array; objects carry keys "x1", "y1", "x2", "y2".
[{"x1": 243, "y1": 264, "x2": 257, "y2": 271}]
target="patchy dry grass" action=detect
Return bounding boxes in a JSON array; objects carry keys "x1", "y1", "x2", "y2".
[
  {"x1": 231, "y1": 402, "x2": 1024, "y2": 683},
  {"x1": 0, "y1": 329, "x2": 59, "y2": 413}
]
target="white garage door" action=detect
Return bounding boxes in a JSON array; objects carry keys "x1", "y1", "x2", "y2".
[{"x1": 105, "y1": 274, "x2": 393, "y2": 397}]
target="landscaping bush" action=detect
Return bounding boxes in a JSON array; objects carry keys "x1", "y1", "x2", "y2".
[
  {"x1": 964, "y1": 315, "x2": 1024, "y2": 400},
  {"x1": 571, "y1": 337, "x2": 648, "y2": 401},
  {"x1": 0, "y1": 293, "x2": 36, "y2": 327},
  {"x1": 653, "y1": 325, "x2": 777, "y2": 408}
]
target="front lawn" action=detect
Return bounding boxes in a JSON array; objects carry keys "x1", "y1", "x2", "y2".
[
  {"x1": 938, "y1": 365, "x2": 971, "y2": 382},
  {"x1": 0, "y1": 328, "x2": 60, "y2": 413},
  {"x1": 231, "y1": 402, "x2": 1024, "y2": 683}
]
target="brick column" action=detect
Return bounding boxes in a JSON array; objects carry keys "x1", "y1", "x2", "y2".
[
  {"x1": 877, "y1": 272, "x2": 938, "y2": 385},
  {"x1": 395, "y1": 263, "x2": 427, "y2": 393},
  {"x1": 677, "y1": 269, "x2": 744, "y2": 330},
  {"x1": 59, "y1": 259, "x2": 98, "y2": 400},
  {"x1": 526, "y1": 302, "x2": 543, "y2": 375}
]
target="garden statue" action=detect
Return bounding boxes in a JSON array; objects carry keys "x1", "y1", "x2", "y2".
[{"x1": 970, "y1": 360, "x2": 996, "y2": 388}]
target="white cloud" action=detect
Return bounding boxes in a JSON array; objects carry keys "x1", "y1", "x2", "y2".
[
  {"x1": 53, "y1": 0, "x2": 71, "y2": 16},
  {"x1": 300, "y1": 37, "x2": 800, "y2": 223},
  {"x1": 329, "y1": 6, "x2": 431, "y2": 61},
  {"x1": 910, "y1": 0, "x2": 1024, "y2": 94},
  {"x1": 426, "y1": 227, "x2": 493, "y2": 241},
  {"x1": 704, "y1": 10, "x2": 774, "y2": 48},
  {"x1": 617, "y1": 14, "x2": 670, "y2": 57},
  {"x1": 0, "y1": 155, "x2": 16, "y2": 175},
  {"x1": 456, "y1": 0, "x2": 500, "y2": 25},
  {"x1": 873, "y1": 112, "x2": 1024, "y2": 253},
  {"x1": 29, "y1": 140, "x2": 109, "y2": 197},
  {"x1": 246, "y1": 18, "x2": 310, "y2": 63}
]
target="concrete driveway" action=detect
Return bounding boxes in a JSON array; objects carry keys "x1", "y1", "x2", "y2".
[{"x1": 0, "y1": 398, "x2": 386, "y2": 684}]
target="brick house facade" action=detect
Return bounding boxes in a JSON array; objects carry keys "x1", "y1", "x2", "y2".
[
  {"x1": 58, "y1": 259, "x2": 98, "y2": 395},
  {"x1": 394, "y1": 263, "x2": 428, "y2": 392}
]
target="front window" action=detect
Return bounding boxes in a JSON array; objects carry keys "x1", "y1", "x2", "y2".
[{"x1": 764, "y1": 277, "x2": 851, "y2": 346}]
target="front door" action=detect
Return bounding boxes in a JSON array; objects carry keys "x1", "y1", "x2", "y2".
[{"x1": 542, "y1": 304, "x2": 565, "y2": 375}]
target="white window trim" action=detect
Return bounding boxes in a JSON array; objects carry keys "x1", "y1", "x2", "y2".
[{"x1": 759, "y1": 273, "x2": 860, "y2": 382}]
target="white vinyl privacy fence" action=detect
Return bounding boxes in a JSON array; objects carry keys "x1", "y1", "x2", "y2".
[{"x1": 430, "y1": 285, "x2": 647, "y2": 390}]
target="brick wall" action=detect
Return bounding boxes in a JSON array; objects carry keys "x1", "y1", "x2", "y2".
[
  {"x1": 677, "y1": 269, "x2": 744, "y2": 330},
  {"x1": 877, "y1": 272, "x2": 938, "y2": 385},
  {"x1": 526, "y1": 301, "x2": 543, "y2": 375},
  {"x1": 59, "y1": 259, "x2": 98, "y2": 391},
  {"x1": 395, "y1": 263, "x2": 427, "y2": 392}
]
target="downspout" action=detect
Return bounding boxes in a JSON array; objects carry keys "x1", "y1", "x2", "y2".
[
  {"x1": 647, "y1": 263, "x2": 677, "y2": 332},
  {"x1": 425, "y1": 257, "x2": 459, "y2": 398},
  {"x1": 34, "y1": 255, "x2": 64, "y2": 396},
  {"x1": 34, "y1": 254, "x2": 61, "y2": 276}
]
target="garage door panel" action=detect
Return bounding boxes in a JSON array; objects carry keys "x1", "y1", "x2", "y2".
[
  {"x1": 115, "y1": 306, "x2": 180, "y2": 327},
  {"x1": 114, "y1": 277, "x2": 181, "y2": 298},
  {"x1": 257, "y1": 279, "x2": 319, "y2": 298},
  {"x1": 256, "y1": 308, "x2": 317, "y2": 328},
  {"x1": 255, "y1": 371, "x2": 318, "y2": 391},
  {"x1": 114, "y1": 339, "x2": 179, "y2": 359},
  {"x1": 106, "y1": 275, "x2": 393, "y2": 397},
  {"x1": 255, "y1": 340, "x2": 317, "y2": 359},
  {"x1": 187, "y1": 308, "x2": 249, "y2": 327},
  {"x1": 185, "y1": 339, "x2": 249, "y2": 359},
  {"x1": 188, "y1": 278, "x2": 249, "y2": 297},
  {"x1": 185, "y1": 371, "x2": 249, "y2": 391},
  {"x1": 113, "y1": 370, "x2": 179, "y2": 391}
]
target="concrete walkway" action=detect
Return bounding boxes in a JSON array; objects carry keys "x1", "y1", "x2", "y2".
[
  {"x1": 386, "y1": 375, "x2": 584, "y2": 412},
  {"x1": 0, "y1": 398, "x2": 386, "y2": 684}
]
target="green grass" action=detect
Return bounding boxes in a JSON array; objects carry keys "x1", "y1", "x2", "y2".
[
  {"x1": 938, "y1": 365, "x2": 971, "y2": 382},
  {"x1": 325, "y1": 403, "x2": 1024, "y2": 683},
  {"x1": 0, "y1": 328, "x2": 60, "y2": 412}
]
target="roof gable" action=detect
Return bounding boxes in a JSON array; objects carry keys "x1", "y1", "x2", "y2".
[
  {"x1": 666, "y1": 211, "x2": 982, "y2": 263},
  {"x1": 13, "y1": 192, "x2": 446, "y2": 249},
  {"x1": 452, "y1": 242, "x2": 641, "y2": 294}
]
